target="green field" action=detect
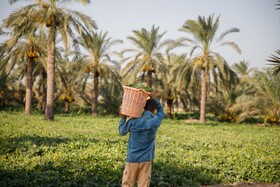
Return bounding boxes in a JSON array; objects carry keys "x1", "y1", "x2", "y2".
[{"x1": 0, "y1": 112, "x2": 279, "y2": 187}]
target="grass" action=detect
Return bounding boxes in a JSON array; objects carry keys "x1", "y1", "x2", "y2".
[{"x1": 0, "y1": 112, "x2": 279, "y2": 187}]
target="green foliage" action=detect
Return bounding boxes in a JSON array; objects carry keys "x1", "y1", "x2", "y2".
[
  {"x1": 127, "y1": 84, "x2": 153, "y2": 92},
  {"x1": 217, "y1": 111, "x2": 238, "y2": 123},
  {"x1": 98, "y1": 83, "x2": 123, "y2": 116},
  {"x1": 0, "y1": 112, "x2": 279, "y2": 186},
  {"x1": 174, "y1": 112, "x2": 200, "y2": 120},
  {"x1": 242, "y1": 116, "x2": 264, "y2": 124}
]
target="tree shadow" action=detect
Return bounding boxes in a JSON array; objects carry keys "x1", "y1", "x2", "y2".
[
  {"x1": 0, "y1": 135, "x2": 99, "y2": 156},
  {"x1": 151, "y1": 161, "x2": 220, "y2": 187},
  {"x1": 0, "y1": 158, "x2": 220, "y2": 187},
  {"x1": 0, "y1": 161, "x2": 123, "y2": 187}
]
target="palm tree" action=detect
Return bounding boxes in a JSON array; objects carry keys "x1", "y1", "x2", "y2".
[
  {"x1": 0, "y1": 45, "x2": 19, "y2": 107},
  {"x1": 121, "y1": 25, "x2": 167, "y2": 88},
  {"x1": 172, "y1": 53, "x2": 201, "y2": 113},
  {"x1": 267, "y1": 49, "x2": 280, "y2": 76},
  {"x1": 75, "y1": 31, "x2": 122, "y2": 116},
  {"x1": 178, "y1": 15, "x2": 241, "y2": 123},
  {"x1": 56, "y1": 59, "x2": 77, "y2": 112},
  {"x1": 2, "y1": 0, "x2": 97, "y2": 120},
  {"x1": 232, "y1": 60, "x2": 256, "y2": 78},
  {"x1": 0, "y1": 33, "x2": 45, "y2": 114},
  {"x1": 232, "y1": 69, "x2": 280, "y2": 125},
  {"x1": 162, "y1": 52, "x2": 188, "y2": 118},
  {"x1": 99, "y1": 78, "x2": 123, "y2": 115}
]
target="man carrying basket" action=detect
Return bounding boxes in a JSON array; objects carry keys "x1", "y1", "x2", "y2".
[{"x1": 119, "y1": 94, "x2": 164, "y2": 187}]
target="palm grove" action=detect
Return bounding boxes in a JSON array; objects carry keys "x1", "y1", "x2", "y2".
[{"x1": 0, "y1": 0, "x2": 279, "y2": 125}]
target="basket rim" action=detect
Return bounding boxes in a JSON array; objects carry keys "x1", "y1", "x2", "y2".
[{"x1": 123, "y1": 85, "x2": 151, "y2": 94}]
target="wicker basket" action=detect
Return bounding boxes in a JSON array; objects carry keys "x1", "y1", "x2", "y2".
[{"x1": 120, "y1": 86, "x2": 151, "y2": 118}]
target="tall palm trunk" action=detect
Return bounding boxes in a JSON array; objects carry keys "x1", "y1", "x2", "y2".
[
  {"x1": 25, "y1": 57, "x2": 33, "y2": 114},
  {"x1": 166, "y1": 90, "x2": 173, "y2": 119},
  {"x1": 92, "y1": 71, "x2": 99, "y2": 116},
  {"x1": 199, "y1": 69, "x2": 207, "y2": 123},
  {"x1": 41, "y1": 71, "x2": 47, "y2": 113},
  {"x1": 147, "y1": 71, "x2": 152, "y2": 88},
  {"x1": 45, "y1": 28, "x2": 56, "y2": 120}
]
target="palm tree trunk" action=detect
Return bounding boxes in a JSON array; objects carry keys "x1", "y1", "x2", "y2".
[
  {"x1": 92, "y1": 71, "x2": 99, "y2": 116},
  {"x1": 45, "y1": 28, "x2": 56, "y2": 120},
  {"x1": 167, "y1": 99, "x2": 173, "y2": 119},
  {"x1": 166, "y1": 90, "x2": 173, "y2": 119},
  {"x1": 25, "y1": 57, "x2": 33, "y2": 115},
  {"x1": 147, "y1": 71, "x2": 152, "y2": 88},
  {"x1": 199, "y1": 69, "x2": 207, "y2": 123},
  {"x1": 41, "y1": 70, "x2": 47, "y2": 113},
  {"x1": 64, "y1": 100, "x2": 70, "y2": 113}
]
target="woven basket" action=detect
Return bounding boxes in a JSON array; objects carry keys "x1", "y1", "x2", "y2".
[{"x1": 120, "y1": 86, "x2": 151, "y2": 118}]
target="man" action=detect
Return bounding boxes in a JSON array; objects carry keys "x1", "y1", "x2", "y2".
[{"x1": 119, "y1": 97, "x2": 164, "y2": 187}]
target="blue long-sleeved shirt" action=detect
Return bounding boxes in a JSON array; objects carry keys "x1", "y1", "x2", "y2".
[{"x1": 118, "y1": 99, "x2": 164, "y2": 162}]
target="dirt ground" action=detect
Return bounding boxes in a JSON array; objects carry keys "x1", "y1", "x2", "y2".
[{"x1": 202, "y1": 182, "x2": 280, "y2": 187}]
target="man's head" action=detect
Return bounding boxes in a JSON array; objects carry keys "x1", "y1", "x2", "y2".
[{"x1": 144, "y1": 99, "x2": 157, "y2": 113}]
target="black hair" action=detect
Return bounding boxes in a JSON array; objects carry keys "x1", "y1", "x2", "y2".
[{"x1": 144, "y1": 99, "x2": 157, "y2": 112}]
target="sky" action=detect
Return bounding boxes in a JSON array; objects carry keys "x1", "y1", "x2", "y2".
[{"x1": 0, "y1": 0, "x2": 279, "y2": 69}]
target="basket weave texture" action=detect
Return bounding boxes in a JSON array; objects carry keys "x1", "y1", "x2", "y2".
[{"x1": 120, "y1": 86, "x2": 151, "y2": 118}]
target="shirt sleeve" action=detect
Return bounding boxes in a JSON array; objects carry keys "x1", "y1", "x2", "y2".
[
  {"x1": 149, "y1": 98, "x2": 165, "y2": 128},
  {"x1": 155, "y1": 98, "x2": 164, "y2": 119},
  {"x1": 118, "y1": 117, "x2": 132, "y2": 136}
]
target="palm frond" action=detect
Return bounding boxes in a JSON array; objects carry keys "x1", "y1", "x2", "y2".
[
  {"x1": 219, "y1": 41, "x2": 242, "y2": 54},
  {"x1": 216, "y1": 28, "x2": 240, "y2": 43},
  {"x1": 267, "y1": 49, "x2": 280, "y2": 76},
  {"x1": 276, "y1": 0, "x2": 280, "y2": 10}
]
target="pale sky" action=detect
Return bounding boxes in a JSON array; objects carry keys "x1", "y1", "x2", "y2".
[{"x1": 0, "y1": 0, "x2": 279, "y2": 69}]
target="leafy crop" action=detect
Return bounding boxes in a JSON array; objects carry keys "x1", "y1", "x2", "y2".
[
  {"x1": 0, "y1": 112, "x2": 279, "y2": 186},
  {"x1": 126, "y1": 84, "x2": 153, "y2": 93}
]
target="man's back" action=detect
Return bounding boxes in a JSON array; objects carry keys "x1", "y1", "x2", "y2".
[{"x1": 119, "y1": 98, "x2": 164, "y2": 162}]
